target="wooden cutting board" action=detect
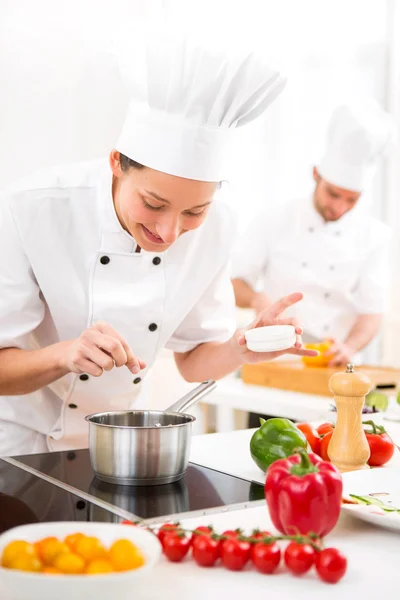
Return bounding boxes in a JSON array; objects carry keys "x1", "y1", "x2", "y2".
[{"x1": 241, "y1": 361, "x2": 400, "y2": 397}]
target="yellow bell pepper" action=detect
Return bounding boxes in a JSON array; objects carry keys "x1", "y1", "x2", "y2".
[{"x1": 302, "y1": 339, "x2": 333, "y2": 367}]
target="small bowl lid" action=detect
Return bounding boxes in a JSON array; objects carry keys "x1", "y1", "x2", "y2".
[{"x1": 245, "y1": 325, "x2": 295, "y2": 343}]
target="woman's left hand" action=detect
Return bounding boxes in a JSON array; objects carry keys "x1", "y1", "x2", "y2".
[{"x1": 233, "y1": 292, "x2": 318, "y2": 364}]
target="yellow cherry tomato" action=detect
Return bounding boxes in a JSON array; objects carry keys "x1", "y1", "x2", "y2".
[
  {"x1": 75, "y1": 536, "x2": 106, "y2": 562},
  {"x1": 108, "y1": 539, "x2": 145, "y2": 572},
  {"x1": 1, "y1": 540, "x2": 36, "y2": 568},
  {"x1": 64, "y1": 533, "x2": 85, "y2": 553},
  {"x1": 53, "y1": 552, "x2": 85, "y2": 574},
  {"x1": 40, "y1": 539, "x2": 69, "y2": 566},
  {"x1": 41, "y1": 566, "x2": 63, "y2": 575},
  {"x1": 8, "y1": 554, "x2": 42, "y2": 572},
  {"x1": 85, "y1": 558, "x2": 114, "y2": 575},
  {"x1": 34, "y1": 537, "x2": 59, "y2": 562}
]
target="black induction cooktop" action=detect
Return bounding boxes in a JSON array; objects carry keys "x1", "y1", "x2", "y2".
[
  {"x1": 5, "y1": 450, "x2": 264, "y2": 524},
  {"x1": 0, "y1": 460, "x2": 114, "y2": 534}
]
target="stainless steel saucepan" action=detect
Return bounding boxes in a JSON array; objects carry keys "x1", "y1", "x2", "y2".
[{"x1": 85, "y1": 380, "x2": 216, "y2": 486}]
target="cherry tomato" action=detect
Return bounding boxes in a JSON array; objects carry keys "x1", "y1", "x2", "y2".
[
  {"x1": 221, "y1": 538, "x2": 251, "y2": 571},
  {"x1": 296, "y1": 423, "x2": 321, "y2": 455},
  {"x1": 190, "y1": 526, "x2": 213, "y2": 544},
  {"x1": 251, "y1": 542, "x2": 281, "y2": 574},
  {"x1": 157, "y1": 523, "x2": 181, "y2": 546},
  {"x1": 192, "y1": 535, "x2": 220, "y2": 567},
  {"x1": 365, "y1": 431, "x2": 395, "y2": 467},
  {"x1": 284, "y1": 542, "x2": 315, "y2": 575},
  {"x1": 163, "y1": 534, "x2": 191, "y2": 563},
  {"x1": 250, "y1": 529, "x2": 272, "y2": 542},
  {"x1": 315, "y1": 548, "x2": 347, "y2": 584},
  {"x1": 319, "y1": 430, "x2": 333, "y2": 462},
  {"x1": 317, "y1": 422, "x2": 334, "y2": 437},
  {"x1": 221, "y1": 529, "x2": 242, "y2": 539}
]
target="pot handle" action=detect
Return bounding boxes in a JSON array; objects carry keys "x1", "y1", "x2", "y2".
[{"x1": 165, "y1": 380, "x2": 217, "y2": 414}]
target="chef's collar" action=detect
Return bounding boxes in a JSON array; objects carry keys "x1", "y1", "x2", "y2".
[
  {"x1": 305, "y1": 195, "x2": 358, "y2": 233},
  {"x1": 98, "y1": 162, "x2": 140, "y2": 253}
]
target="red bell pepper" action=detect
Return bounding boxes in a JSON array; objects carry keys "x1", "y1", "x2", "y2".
[{"x1": 265, "y1": 449, "x2": 342, "y2": 537}]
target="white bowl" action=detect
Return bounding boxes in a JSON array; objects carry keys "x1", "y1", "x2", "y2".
[
  {"x1": 245, "y1": 325, "x2": 296, "y2": 352},
  {"x1": 0, "y1": 522, "x2": 162, "y2": 600}
]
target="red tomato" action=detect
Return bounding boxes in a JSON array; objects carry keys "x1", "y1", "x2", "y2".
[
  {"x1": 192, "y1": 535, "x2": 220, "y2": 567},
  {"x1": 317, "y1": 422, "x2": 334, "y2": 436},
  {"x1": 315, "y1": 548, "x2": 347, "y2": 584},
  {"x1": 319, "y1": 430, "x2": 333, "y2": 462},
  {"x1": 120, "y1": 520, "x2": 137, "y2": 525},
  {"x1": 284, "y1": 542, "x2": 315, "y2": 575},
  {"x1": 251, "y1": 542, "x2": 281, "y2": 574},
  {"x1": 365, "y1": 432, "x2": 395, "y2": 467},
  {"x1": 163, "y1": 534, "x2": 191, "y2": 562},
  {"x1": 296, "y1": 423, "x2": 320, "y2": 454},
  {"x1": 221, "y1": 538, "x2": 251, "y2": 571},
  {"x1": 190, "y1": 526, "x2": 213, "y2": 544},
  {"x1": 157, "y1": 523, "x2": 180, "y2": 546},
  {"x1": 222, "y1": 529, "x2": 242, "y2": 539},
  {"x1": 250, "y1": 529, "x2": 272, "y2": 542}
]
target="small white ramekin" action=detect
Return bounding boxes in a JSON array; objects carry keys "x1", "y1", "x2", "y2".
[{"x1": 245, "y1": 325, "x2": 296, "y2": 353}]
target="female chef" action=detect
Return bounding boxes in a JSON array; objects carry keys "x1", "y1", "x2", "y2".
[{"x1": 0, "y1": 27, "x2": 315, "y2": 456}]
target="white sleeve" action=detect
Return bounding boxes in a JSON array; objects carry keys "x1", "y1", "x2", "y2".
[
  {"x1": 0, "y1": 196, "x2": 45, "y2": 349},
  {"x1": 354, "y1": 230, "x2": 391, "y2": 314},
  {"x1": 230, "y1": 213, "x2": 270, "y2": 288},
  {"x1": 166, "y1": 260, "x2": 236, "y2": 353}
]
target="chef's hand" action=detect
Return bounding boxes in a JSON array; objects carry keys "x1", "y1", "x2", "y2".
[
  {"x1": 327, "y1": 340, "x2": 355, "y2": 367},
  {"x1": 250, "y1": 292, "x2": 271, "y2": 316},
  {"x1": 234, "y1": 292, "x2": 318, "y2": 363},
  {"x1": 62, "y1": 321, "x2": 146, "y2": 377}
]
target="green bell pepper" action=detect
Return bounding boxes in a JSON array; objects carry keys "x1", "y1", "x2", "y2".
[{"x1": 250, "y1": 417, "x2": 308, "y2": 472}]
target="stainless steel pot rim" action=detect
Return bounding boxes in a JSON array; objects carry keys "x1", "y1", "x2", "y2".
[{"x1": 85, "y1": 410, "x2": 196, "y2": 429}]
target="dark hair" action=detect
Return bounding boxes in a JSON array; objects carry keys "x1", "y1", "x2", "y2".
[{"x1": 119, "y1": 153, "x2": 145, "y2": 172}]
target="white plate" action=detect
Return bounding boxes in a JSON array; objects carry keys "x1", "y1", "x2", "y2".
[{"x1": 342, "y1": 468, "x2": 400, "y2": 533}]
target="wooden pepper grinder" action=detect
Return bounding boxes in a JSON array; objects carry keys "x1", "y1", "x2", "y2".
[{"x1": 328, "y1": 363, "x2": 372, "y2": 472}]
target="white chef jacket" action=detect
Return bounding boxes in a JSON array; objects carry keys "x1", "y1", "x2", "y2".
[
  {"x1": 0, "y1": 159, "x2": 236, "y2": 456},
  {"x1": 232, "y1": 197, "x2": 391, "y2": 342}
]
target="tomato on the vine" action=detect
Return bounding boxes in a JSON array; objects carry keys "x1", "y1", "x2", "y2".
[
  {"x1": 190, "y1": 526, "x2": 213, "y2": 544},
  {"x1": 315, "y1": 548, "x2": 347, "y2": 583},
  {"x1": 319, "y1": 430, "x2": 333, "y2": 462},
  {"x1": 296, "y1": 423, "x2": 321, "y2": 455},
  {"x1": 250, "y1": 529, "x2": 272, "y2": 542},
  {"x1": 222, "y1": 529, "x2": 242, "y2": 539},
  {"x1": 157, "y1": 523, "x2": 181, "y2": 546},
  {"x1": 163, "y1": 534, "x2": 191, "y2": 562},
  {"x1": 317, "y1": 422, "x2": 334, "y2": 437},
  {"x1": 251, "y1": 542, "x2": 281, "y2": 574},
  {"x1": 221, "y1": 538, "x2": 250, "y2": 571},
  {"x1": 284, "y1": 542, "x2": 315, "y2": 575},
  {"x1": 192, "y1": 535, "x2": 220, "y2": 567}
]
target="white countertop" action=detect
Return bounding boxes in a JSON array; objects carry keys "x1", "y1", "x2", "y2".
[
  {"x1": 139, "y1": 425, "x2": 400, "y2": 599},
  {"x1": 190, "y1": 423, "x2": 400, "y2": 484},
  {"x1": 2, "y1": 426, "x2": 400, "y2": 600},
  {"x1": 138, "y1": 504, "x2": 397, "y2": 599}
]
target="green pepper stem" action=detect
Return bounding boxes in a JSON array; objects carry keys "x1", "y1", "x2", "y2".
[{"x1": 290, "y1": 448, "x2": 319, "y2": 476}]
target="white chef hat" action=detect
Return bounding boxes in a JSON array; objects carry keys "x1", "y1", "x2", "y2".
[
  {"x1": 114, "y1": 24, "x2": 286, "y2": 182},
  {"x1": 317, "y1": 100, "x2": 396, "y2": 192}
]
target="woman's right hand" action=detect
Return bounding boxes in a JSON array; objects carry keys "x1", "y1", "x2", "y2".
[{"x1": 61, "y1": 321, "x2": 146, "y2": 377}]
